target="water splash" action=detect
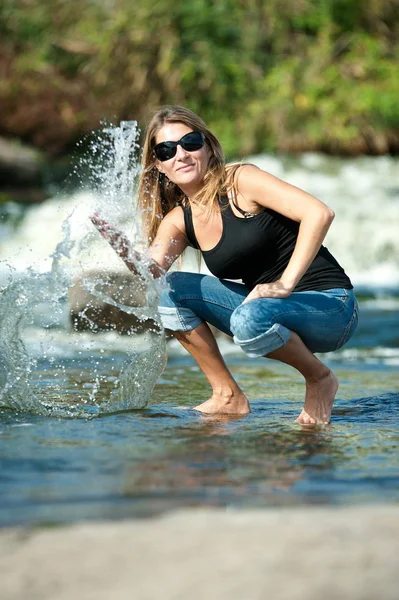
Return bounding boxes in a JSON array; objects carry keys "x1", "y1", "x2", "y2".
[{"x1": 0, "y1": 121, "x2": 167, "y2": 418}]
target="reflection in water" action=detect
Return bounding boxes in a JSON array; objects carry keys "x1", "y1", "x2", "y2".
[{"x1": 121, "y1": 410, "x2": 353, "y2": 509}]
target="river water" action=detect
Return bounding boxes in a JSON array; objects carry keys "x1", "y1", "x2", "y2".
[{"x1": 0, "y1": 125, "x2": 398, "y2": 526}]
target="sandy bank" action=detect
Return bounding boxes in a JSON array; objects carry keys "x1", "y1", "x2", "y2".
[{"x1": 1, "y1": 505, "x2": 398, "y2": 600}]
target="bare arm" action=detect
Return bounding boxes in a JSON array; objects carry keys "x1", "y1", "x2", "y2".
[
  {"x1": 90, "y1": 207, "x2": 188, "y2": 278},
  {"x1": 148, "y1": 208, "x2": 188, "y2": 274},
  {"x1": 233, "y1": 164, "x2": 335, "y2": 300}
]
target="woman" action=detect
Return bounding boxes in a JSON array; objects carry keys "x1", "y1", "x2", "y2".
[{"x1": 92, "y1": 105, "x2": 358, "y2": 424}]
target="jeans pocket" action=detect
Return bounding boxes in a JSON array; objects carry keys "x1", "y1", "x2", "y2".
[
  {"x1": 334, "y1": 300, "x2": 359, "y2": 350},
  {"x1": 323, "y1": 288, "x2": 349, "y2": 299}
]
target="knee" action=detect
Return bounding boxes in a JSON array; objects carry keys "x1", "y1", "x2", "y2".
[
  {"x1": 230, "y1": 302, "x2": 266, "y2": 341},
  {"x1": 159, "y1": 271, "x2": 187, "y2": 308},
  {"x1": 230, "y1": 301, "x2": 291, "y2": 357},
  {"x1": 158, "y1": 271, "x2": 203, "y2": 333},
  {"x1": 165, "y1": 271, "x2": 201, "y2": 297},
  {"x1": 165, "y1": 270, "x2": 184, "y2": 293}
]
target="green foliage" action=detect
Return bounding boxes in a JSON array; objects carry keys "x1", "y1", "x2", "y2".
[{"x1": 0, "y1": 0, "x2": 398, "y2": 156}]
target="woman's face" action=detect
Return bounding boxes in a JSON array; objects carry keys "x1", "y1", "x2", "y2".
[{"x1": 154, "y1": 122, "x2": 211, "y2": 196}]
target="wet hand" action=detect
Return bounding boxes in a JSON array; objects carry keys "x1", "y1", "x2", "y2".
[
  {"x1": 89, "y1": 213, "x2": 130, "y2": 258},
  {"x1": 242, "y1": 280, "x2": 293, "y2": 303},
  {"x1": 90, "y1": 212, "x2": 118, "y2": 237}
]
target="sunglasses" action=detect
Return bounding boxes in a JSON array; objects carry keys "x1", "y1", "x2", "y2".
[{"x1": 153, "y1": 131, "x2": 205, "y2": 162}]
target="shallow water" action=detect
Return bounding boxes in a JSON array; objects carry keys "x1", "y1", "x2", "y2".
[{"x1": 1, "y1": 302, "x2": 398, "y2": 527}]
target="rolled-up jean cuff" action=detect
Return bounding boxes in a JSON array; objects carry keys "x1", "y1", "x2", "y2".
[
  {"x1": 233, "y1": 323, "x2": 291, "y2": 357},
  {"x1": 158, "y1": 306, "x2": 203, "y2": 332}
]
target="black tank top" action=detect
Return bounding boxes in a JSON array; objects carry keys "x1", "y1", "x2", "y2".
[{"x1": 181, "y1": 196, "x2": 353, "y2": 292}]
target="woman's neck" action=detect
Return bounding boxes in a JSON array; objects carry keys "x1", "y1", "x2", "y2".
[{"x1": 179, "y1": 181, "x2": 205, "y2": 201}]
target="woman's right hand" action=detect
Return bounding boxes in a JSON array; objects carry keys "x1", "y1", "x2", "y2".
[{"x1": 90, "y1": 213, "x2": 131, "y2": 259}]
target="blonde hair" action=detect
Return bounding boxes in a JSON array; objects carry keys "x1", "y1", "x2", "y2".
[{"x1": 138, "y1": 105, "x2": 235, "y2": 244}]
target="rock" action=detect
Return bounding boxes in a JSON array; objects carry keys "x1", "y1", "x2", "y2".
[
  {"x1": 69, "y1": 271, "x2": 160, "y2": 334},
  {"x1": 0, "y1": 136, "x2": 45, "y2": 187}
]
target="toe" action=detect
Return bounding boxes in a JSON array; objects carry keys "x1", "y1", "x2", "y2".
[{"x1": 296, "y1": 411, "x2": 317, "y2": 425}]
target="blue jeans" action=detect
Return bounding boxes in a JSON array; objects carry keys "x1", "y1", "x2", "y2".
[{"x1": 158, "y1": 272, "x2": 359, "y2": 357}]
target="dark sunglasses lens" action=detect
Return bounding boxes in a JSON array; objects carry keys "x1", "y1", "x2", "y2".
[
  {"x1": 154, "y1": 142, "x2": 177, "y2": 162},
  {"x1": 180, "y1": 132, "x2": 204, "y2": 151}
]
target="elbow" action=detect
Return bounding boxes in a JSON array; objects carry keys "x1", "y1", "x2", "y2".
[{"x1": 323, "y1": 207, "x2": 335, "y2": 225}]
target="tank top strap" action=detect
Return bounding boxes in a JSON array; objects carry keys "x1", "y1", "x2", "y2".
[
  {"x1": 230, "y1": 197, "x2": 257, "y2": 218},
  {"x1": 179, "y1": 200, "x2": 200, "y2": 249},
  {"x1": 226, "y1": 165, "x2": 257, "y2": 218}
]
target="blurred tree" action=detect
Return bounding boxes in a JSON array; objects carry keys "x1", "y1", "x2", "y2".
[{"x1": 0, "y1": 0, "x2": 397, "y2": 156}]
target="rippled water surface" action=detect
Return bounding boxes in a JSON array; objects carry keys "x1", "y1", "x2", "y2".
[{"x1": 1, "y1": 317, "x2": 398, "y2": 527}]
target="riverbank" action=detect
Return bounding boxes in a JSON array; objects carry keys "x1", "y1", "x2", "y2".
[{"x1": 1, "y1": 505, "x2": 397, "y2": 600}]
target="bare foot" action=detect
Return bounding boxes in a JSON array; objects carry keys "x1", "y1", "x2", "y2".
[
  {"x1": 295, "y1": 371, "x2": 339, "y2": 425},
  {"x1": 194, "y1": 391, "x2": 250, "y2": 415}
]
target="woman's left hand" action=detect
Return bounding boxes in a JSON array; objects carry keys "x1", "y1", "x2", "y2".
[{"x1": 242, "y1": 280, "x2": 293, "y2": 303}]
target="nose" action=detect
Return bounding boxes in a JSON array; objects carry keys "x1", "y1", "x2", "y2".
[{"x1": 175, "y1": 143, "x2": 189, "y2": 159}]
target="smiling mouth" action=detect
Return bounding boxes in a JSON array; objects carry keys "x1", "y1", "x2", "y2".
[{"x1": 177, "y1": 164, "x2": 193, "y2": 171}]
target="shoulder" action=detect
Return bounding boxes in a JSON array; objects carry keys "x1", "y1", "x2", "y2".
[
  {"x1": 230, "y1": 163, "x2": 288, "y2": 204},
  {"x1": 160, "y1": 205, "x2": 186, "y2": 236},
  {"x1": 225, "y1": 163, "x2": 275, "y2": 211},
  {"x1": 230, "y1": 163, "x2": 266, "y2": 185},
  {"x1": 228, "y1": 163, "x2": 332, "y2": 220},
  {"x1": 226, "y1": 163, "x2": 271, "y2": 194}
]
